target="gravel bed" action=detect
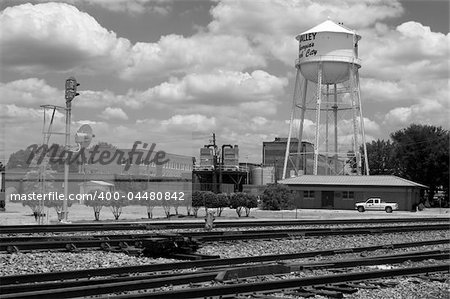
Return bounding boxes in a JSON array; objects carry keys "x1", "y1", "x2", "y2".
[
  {"x1": 198, "y1": 230, "x2": 450, "y2": 258},
  {"x1": 0, "y1": 251, "x2": 178, "y2": 276},
  {"x1": 2, "y1": 221, "x2": 449, "y2": 237},
  {"x1": 113, "y1": 260, "x2": 449, "y2": 298}
]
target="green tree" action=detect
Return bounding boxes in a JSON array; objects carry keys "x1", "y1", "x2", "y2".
[
  {"x1": 243, "y1": 193, "x2": 258, "y2": 217},
  {"x1": 391, "y1": 124, "x2": 449, "y2": 203},
  {"x1": 229, "y1": 192, "x2": 246, "y2": 217},
  {"x1": 214, "y1": 193, "x2": 230, "y2": 217},
  {"x1": 191, "y1": 191, "x2": 204, "y2": 217},
  {"x1": 107, "y1": 194, "x2": 128, "y2": 220},
  {"x1": 83, "y1": 189, "x2": 105, "y2": 221},
  {"x1": 364, "y1": 139, "x2": 398, "y2": 175},
  {"x1": 260, "y1": 183, "x2": 295, "y2": 210}
]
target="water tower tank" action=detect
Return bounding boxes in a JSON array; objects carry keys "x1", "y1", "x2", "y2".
[{"x1": 296, "y1": 20, "x2": 361, "y2": 84}]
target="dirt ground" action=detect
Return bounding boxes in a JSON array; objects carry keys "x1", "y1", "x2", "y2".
[{"x1": 1, "y1": 201, "x2": 448, "y2": 225}]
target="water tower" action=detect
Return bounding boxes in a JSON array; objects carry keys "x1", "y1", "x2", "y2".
[{"x1": 282, "y1": 20, "x2": 369, "y2": 178}]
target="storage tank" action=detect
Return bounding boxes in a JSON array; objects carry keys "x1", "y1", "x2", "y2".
[
  {"x1": 252, "y1": 167, "x2": 263, "y2": 185},
  {"x1": 200, "y1": 147, "x2": 213, "y2": 168},
  {"x1": 296, "y1": 20, "x2": 360, "y2": 84}
]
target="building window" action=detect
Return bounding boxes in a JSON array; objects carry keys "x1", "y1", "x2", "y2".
[
  {"x1": 304, "y1": 191, "x2": 315, "y2": 199},
  {"x1": 343, "y1": 191, "x2": 354, "y2": 200}
]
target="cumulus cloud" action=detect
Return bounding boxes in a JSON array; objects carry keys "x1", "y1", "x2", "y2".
[
  {"x1": 161, "y1": 114, "x2": 217, "y2": 132},
  {"x1": 208, "y1": 0, "x2": 404, "y2": 64},
  {"x1": 99, "y1": 107, "x2": 129, "y2": 120},
  {"x1": 0, "y1": 3, "x2": 265, "y2": 79},
  {"x1": 75, "y1": 0, "x2": 172, "y2": 15},
  {"x1": 0, "y1": 3, "x2": 131, "y2": 74},
  {"x1": 0, "y1": 78, "x2": 62, "y2": 106},
  {"x1": 121, "y1": 34, "x2": 265, "y2": 79},
  {"x1": 360, "y1": 22, "x2": 449, "y2": 81}
]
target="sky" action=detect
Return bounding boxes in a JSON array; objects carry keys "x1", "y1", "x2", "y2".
[{"x1": 0, "y1": 0, "x2": 449, "y2": 165}]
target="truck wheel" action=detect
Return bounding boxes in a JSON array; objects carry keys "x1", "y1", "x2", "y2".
[
  {"x1": 385, "y1": 206, "x2": 393, "y2": 213},
  {"x1": 357, "y1": 206, "x2": 365, "y2": 212}
]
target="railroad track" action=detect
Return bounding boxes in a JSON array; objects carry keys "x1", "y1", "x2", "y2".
[
  {"x1": 1, "y1": 224, "x2": 448, "y2": 253},
  {"x1": 1, "y1": 242, "x2": 448, "y2": 298},
  {"x1": 1, "y1": 217, "x2": 448, "y2": 233}
]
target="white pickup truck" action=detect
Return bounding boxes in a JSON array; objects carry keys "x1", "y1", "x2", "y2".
[{"x1": 355, "y1": 198, "x2": 398, "y2": 213}]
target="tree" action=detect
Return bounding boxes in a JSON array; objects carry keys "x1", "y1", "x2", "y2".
[
  {"x1": 107, "y1": 194, "x2": 128, "y2": 220},
  {"x1": 191, "y1": 191, "x2": 204, "y2": 218},
  {"x1": 243, "y1": 194, "x2": 258, "y2": 217},
  {"x1": 260, "y1": 183, "x2": 295, "y2": 210},
  {"x1": 202, "y1": 191, "x2": 217, "y2": 213},
  {"x1": 391, "y1": 124, "x2": 449, "y2": 203},
  {"x1": 7, "y1": 144, "x2": 79, "y2": 172},
  {"x1": 84, "y1": 189, "x2": 105, "y2": 221},
  {"x1": 364, "y1": 139, "x2": 398, "y2": 175},
  {"x1": 215, "y1": 193, "x2": 230, "y2": 217},
  {"x1": 229, "y1": 192, "x2": 247, "y2": 217}
]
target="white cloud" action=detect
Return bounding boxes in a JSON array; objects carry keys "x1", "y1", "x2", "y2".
[
  {"x1": 360, "y1": 22, "x2": 449, "y2": 81},
  {"x1": 0, "y1": 78, "x2": 62, "y2": 106},
  {"x1": 383, "y1": 98, "x2": 449, "y2": 131},
  {"x1": 0, "y1": 2, "x2": 265, "y2": 79},
  {"x1": 122, "y1": 34, "x2": 266, "y2": 79},
  {"x1": 99, "y1": 107, "x2": 129, "y2": 120},
  {"x1": 76, "y1": 0, "x2": 172, "y2": 15},
  {"x1": 161, "y1": 114, "x2": 217, "y2": 132},
  {"x1": 208, "y1": 0, "x2": 404, "y2": 65},
  {"x1": 0, "y1": 3, "x2": 131, "y2": 74}
]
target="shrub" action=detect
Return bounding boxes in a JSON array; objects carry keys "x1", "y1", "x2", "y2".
[
  {"x1": 215, "y1": 193, "x2": 230, "y2": 216},
  {"x1": 203, "y1": 191, "x2": 217, "y2": 212},
  {"x1": 229, "y1": 192, "x2": 247, "y2": 217},
  {"x1": 191, "y1": 191, "x2": 204, "y2": 218},
  {"x1": 83, "y1": 189, "x2": 105, "y2": 221},
  {"x1": 260, "y1": 183, "x2": 295, "y2": 210},
  {"x1": 243, "y1": 194, "x2": 258, "y2": 217},
  {"x1": 106, "y1": 193, "x2": 129, "y2": 220}
]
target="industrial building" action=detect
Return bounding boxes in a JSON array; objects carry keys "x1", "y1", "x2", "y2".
[
  {"x1": 84, "y1": 144, "x2": 193, "y2": 179},
  {"x1": 278, "y1": 175, "x2": 426, "y2": 211},
  {"x1": 263, "y1": 137, "x2": 346, "y2": 180},
  {"x1": 193, "y1": 142, "x2": 247, "y2": 193}
]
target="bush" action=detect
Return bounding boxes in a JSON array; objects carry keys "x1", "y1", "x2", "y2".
[
  {"x1": 106, "y1": 193, "x2": 129, "y2": 220},
  {"x1": 191, "y1": 191, "x2": 204, "y2": 218},
  {"x1": 230, "y1": 192, "x2": 258, "y2": 217},
  {"x1": 202, "y1": 191, "x2": 217, "y2": 212},
  {"x1": 260, "y1": 184, "x2": 295, "y2": 210},
  {"x1": 215, "y1": 193, "x2": 230, "y2": 216},
  {"x1": 84, "y1": 189, "x2": 105, "y2": 221},
  {"x1": 243, "y1": 194, "x2": 258, "y2": 217}
]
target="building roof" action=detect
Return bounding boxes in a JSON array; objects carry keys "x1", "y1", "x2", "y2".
[
  {"x1": 300, "y1": 20, "x2": 357, "y2": 35},
  {"x1": 279, "y1": 175, "x2": 428, "y2": 188},
  {"x1": 88, "y1": 180, "x2": 115, "y2": 186}
]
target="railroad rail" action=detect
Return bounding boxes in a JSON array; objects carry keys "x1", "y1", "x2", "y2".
[
  {"x1": 2, "y1": 238, "x2": 448, "y2": 285},
  {"x1": 1, "y1": 224, "x2": 448, "y2": 253},
  {"x1": 1, "y1": 217, "x2": 449, "y2": 233},
  {"x1": 2, "y1": 223, "x2": 449, "y2": 254},
  {"x1": 1, "y1": 247, "x2": 448, "y2": 298}
]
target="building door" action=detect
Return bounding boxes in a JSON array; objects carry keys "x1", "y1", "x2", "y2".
[{"x1": 321, "y1": 191, "x2": 334, "y2": 208}]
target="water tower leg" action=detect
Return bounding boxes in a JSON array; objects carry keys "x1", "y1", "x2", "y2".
[
  {"x1": 313, "y1": 63, "x2": 323, "y2": 175},
  {"x1": 333, "y1": 84, "x2": 338, "y2": 174},
  {"x1": 295, "y1": 77, "x2": 308, "y2": 174},
  {"x1": 283, "y1": 69, "x2": 301, "y2": 180},
  {"x1": 325, "y1": 84, "x2": 330, "y2": 175},
  {"x1": 349, "y1": 64, "x2": 360, "y2": 175},
  {"x1": 356, "y1": 71, "x2": 370, "y2": 175}
]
